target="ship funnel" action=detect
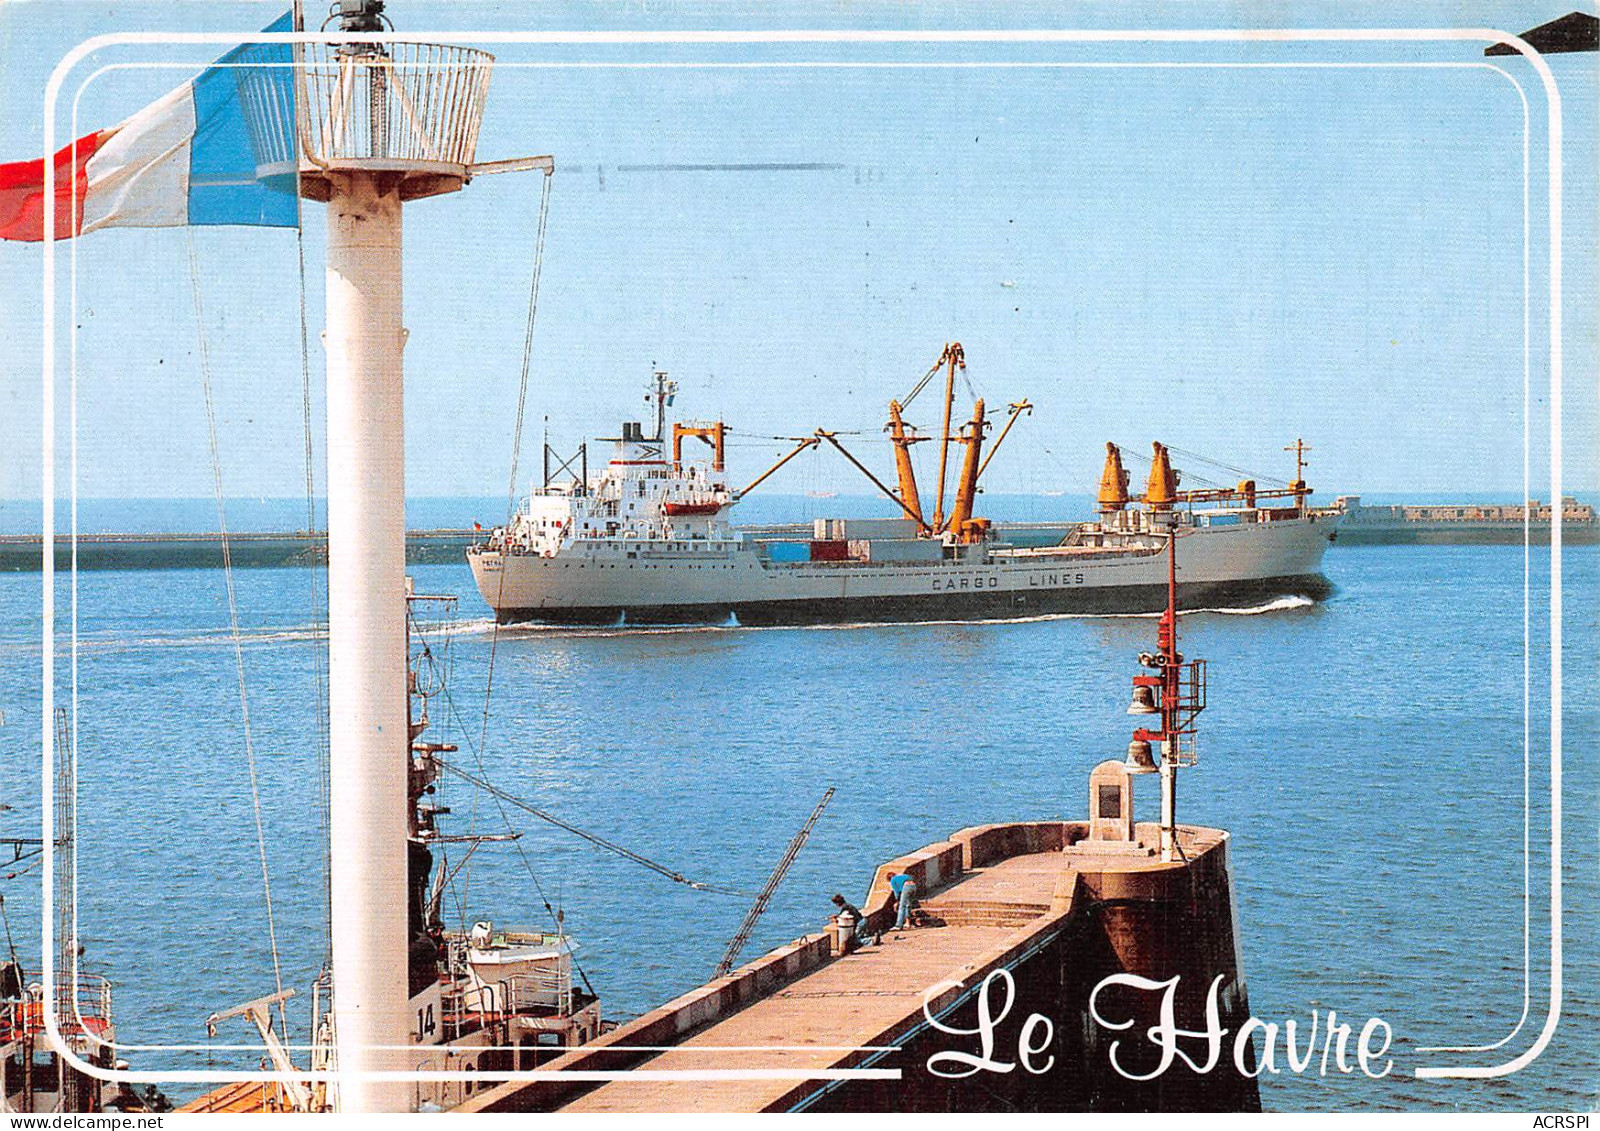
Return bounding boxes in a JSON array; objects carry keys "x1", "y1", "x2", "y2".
[
  {"x1": 1127, "y1": 685, "x2": 1158, "y2": 715},
  {"x1": 1125, "y1": 738, "x2": 1159, "y2": 774}
]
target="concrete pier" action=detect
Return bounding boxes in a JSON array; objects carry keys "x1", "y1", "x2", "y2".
[{"x1": 460, "y1": 819, "x2": 1260, "y2": 1113}]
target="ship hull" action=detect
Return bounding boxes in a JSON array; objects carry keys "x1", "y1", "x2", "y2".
[
  {"x1": 488, "y1": 573, "x2": 1331, "y2": 626},
  {"x1": 470, "y1": 516, "x2": 1338, "y2": 626}
]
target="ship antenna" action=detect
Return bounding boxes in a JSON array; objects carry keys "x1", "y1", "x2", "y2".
[
  {"x1": 1284, "y1": 438, "x2": 1312, "y2": 512},
  {"x1": 650, "y1": 368, "x2": 677, "y2": 443}
]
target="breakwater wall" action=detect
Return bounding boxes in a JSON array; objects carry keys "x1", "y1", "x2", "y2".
[{"x1": 0, "y1": 530, "x2": 478, "y2": 571}]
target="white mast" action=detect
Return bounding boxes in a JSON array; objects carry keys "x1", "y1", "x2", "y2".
[
  {"x1": 244, "y1": 2, "x2": 505, "y2": 1110},
  {"x1": 323, "y1": 165, "x2": 410, "y2": 1112}
]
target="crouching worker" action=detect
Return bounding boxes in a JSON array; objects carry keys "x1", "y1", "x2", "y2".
[
  {"x1": 832, "y1": 895, "x2": 870, "y2": 953},
  {"x1": 830, "y1": 893, "x2": 874, "y2": 951}
]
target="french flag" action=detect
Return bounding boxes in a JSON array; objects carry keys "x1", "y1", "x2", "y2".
[{"x1": 0, "y1": 12, "x2": 297, "y2": 242}]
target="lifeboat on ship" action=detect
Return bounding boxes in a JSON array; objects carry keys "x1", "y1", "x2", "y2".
[{"x1": 662, "y1": 499, "x2": 728, "y2": 516}]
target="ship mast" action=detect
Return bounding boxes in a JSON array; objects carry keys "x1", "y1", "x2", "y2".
[
  {"x1": 928, "y1": 342, "x2": 963, "y2": 533},
  {"x1": 1285, "y1": 438, "x2": 1312, "y2": 511},
  {"x1": 649, "y1": 370, "x2": 678, "y2": 443},
  {"x1": 265, "y1": 0, "x2": 512, "y2": 1110}
]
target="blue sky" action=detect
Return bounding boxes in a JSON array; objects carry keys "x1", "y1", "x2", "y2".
[{"x1": 0, "y1": 1, "x2": 1594, "y2": 509}]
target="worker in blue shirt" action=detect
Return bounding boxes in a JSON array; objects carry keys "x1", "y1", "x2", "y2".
[{"x1": 889, "y1": 871, "x2": 918, "y2": 930}]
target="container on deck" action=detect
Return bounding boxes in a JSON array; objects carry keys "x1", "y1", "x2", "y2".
[
  {"x1": 832, "y1": 517, "x2": 920, "y2": 540},
  {"x1": 866, "y1": 538, "x2": 945, "y2": 563},
  {"x1": 766, "y1": 542, "x2": 811, "y2": 563}
]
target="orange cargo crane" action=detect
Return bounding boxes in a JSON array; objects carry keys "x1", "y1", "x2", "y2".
[
  {"x1": 1128, "y1": 439, "x2": 1315, "y2": 511},
  {"x1": 946, "y1": 399, "x2": 989, "y2": 540},
  {"x1": 975, "y1": 399, "x2": 1032, "y2": 483},
  {"x1": 672, "y1": 421, "x2": 727, "y2": 472},
  {"x1": 810, "y1": 341, "x2": 1029, "y2": 540},
  {"x1": 1143, "y1": 441, "x2": 1180, "y2": 511},
  {"x1": 884, "y1": 399, "x2": 928, "y2": 529},
  {"x1": 1098, "y1": 442, "x2": 1131, "y2": 513}
]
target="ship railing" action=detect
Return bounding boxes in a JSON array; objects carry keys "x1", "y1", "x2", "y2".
[
  {"x1": 1, "y1": 971, "x2": 112, "y2": 1043},
  {"x1": 234, "y1": 41, "x2": 493, "y2": 180},
  {"x1": 439, "y1": 970, "x2": 575, "y2": 1039},
  {"x1": 502, "y1": 969, "x2": 575, "y2": 1016}
]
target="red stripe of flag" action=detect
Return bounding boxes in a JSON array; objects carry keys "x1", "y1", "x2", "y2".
[{"x1": 0, "y1": 130, "x2": 111, "y2": 242}]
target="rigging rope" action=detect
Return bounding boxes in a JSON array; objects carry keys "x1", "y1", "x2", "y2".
[
  {"x1": 1116, "y1": 443, "x2": 1228, "y2": 492},
  {"x1": 458, "y1": 171, "x2": 602, "y2": 983},
  {"x1": 293, "y1": 214, "x2": 332, "y2": 963},
  {"x1": 479, "y1": 169, "x2": 555, "y2": 803},
  {"x1": 504, "y1": 170, "x2": 555, "y2": 525},
  {"x1": 186, "y1": 232, "x2": 288, "y2": 1032},
  {"x1": 434, "y1": 758, "x2": 755, "y2": 898},
  {"x1": 1162, "y1": 444, "x2": 1290, "y2": 489},
  {"x1": 420, "y1": 617, "x2": 599, "y2": 996}
]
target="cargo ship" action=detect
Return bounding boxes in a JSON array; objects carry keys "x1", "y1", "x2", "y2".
[
  {"x1": 1333, "y1": 494, "x2": 1600, "y2": 545},
  {"x1": 469, "y1": 366, "x2": 1341, "y2": 625}
]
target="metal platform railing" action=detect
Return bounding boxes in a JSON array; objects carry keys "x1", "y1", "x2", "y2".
[
  {"x1": 298, "y1": 43, "x2": 492, "y2": 169},
  {"x1": 233, "y1": 41, "x2": 493, "y2": 180}
]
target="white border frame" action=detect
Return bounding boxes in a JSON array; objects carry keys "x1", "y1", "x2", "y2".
[{"x1": 36, "y1": 25, "x2": 1564, "y2": 1095}]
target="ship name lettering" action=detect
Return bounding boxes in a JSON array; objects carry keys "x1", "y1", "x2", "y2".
[
  {"x1": 1087, "y1": 974, "x2": 1393, "y2": 1081},
  {"x1": 931, "y1": 575, "x2": 1000, "y2": 592},
  {"x1": 1025, "y1": 573, "x2": 1085, "y2": 587}
]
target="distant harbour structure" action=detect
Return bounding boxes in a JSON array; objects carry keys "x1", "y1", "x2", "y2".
[
  {"x1": 1334, "y1": 495, "x2": 1600, "y2": 545},
  {"x1": 0, "y1": 530, "x2": 478, "y2": 572}
]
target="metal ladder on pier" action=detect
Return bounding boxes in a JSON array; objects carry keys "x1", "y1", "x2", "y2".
[{"x1": 714, "y1": 788, "x2": 835, "y2": 979}]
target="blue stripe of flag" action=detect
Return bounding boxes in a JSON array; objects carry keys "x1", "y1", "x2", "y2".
[{"x1": 187, "y1": 11, "x2": 298, "y2": 229}]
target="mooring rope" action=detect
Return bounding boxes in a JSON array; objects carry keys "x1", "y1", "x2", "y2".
[{"x1": 186, "y1": 231, "x2": 288, "y2": 1030}]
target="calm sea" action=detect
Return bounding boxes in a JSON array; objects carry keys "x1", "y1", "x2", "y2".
[{"x1": 0, "y1": 524, "x2": 1593, "y2": 1112}]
